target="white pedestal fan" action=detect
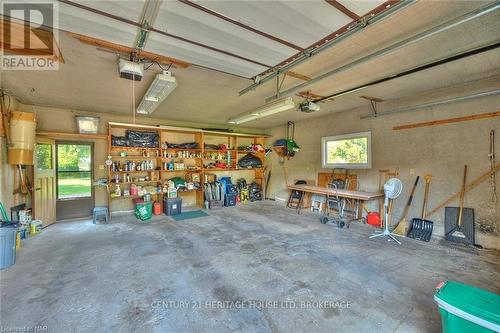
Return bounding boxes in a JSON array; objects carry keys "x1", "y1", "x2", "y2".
[{"x1": 370, "y1": 178, "x2": 403, "y2": 245}]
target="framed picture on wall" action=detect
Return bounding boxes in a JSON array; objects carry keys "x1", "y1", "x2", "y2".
[{"x1": 321, "y1": 131, "x2": 372, "y2": 169}]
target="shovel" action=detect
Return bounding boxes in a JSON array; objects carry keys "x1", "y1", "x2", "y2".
[
  {"x1": 452, "y1": 165, "x2": 467, "y2": 239},
  {"x1": 445, "y1": 165, "x2": 475, "y2": 244},
  {"x1": 408, "y1": 174, "x2": 434, "y2": 242}
]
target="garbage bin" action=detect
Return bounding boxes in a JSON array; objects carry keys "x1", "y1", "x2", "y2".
[
  {"x1": 0, "y1": 226, "x2": 17, "y2": 270},
  {"x1": 434, "y1": 280, "x2": 500, "y2": 333}
]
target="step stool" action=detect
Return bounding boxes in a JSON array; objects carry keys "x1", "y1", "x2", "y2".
[
  {"x1": 310, "y1": 194, "x2": 326, "y2": 213},
  {"x1": 93, "y1": 207, "x2": 109, "y2": 224}
]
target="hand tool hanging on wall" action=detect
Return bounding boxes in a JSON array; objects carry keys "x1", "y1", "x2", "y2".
[
  {"x1": 393, "y1": 176, "x2": 419, "y2": 236},
  {"x1": 426, "y1": 163, "x2": 500, "y2": 218},
  {"x1": 445, "y1": 165, "x2": 475, "y2": 245},
  {"x1": 489, "y1": 130, "x2": 497, "y2": 203},
  {"x1": 407, "y1": 174, "x2": 434, "y2": 242}
]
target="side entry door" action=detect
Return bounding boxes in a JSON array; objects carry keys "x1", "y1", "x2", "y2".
[{"x1": 34, "y1": 137, "x2": 56, "y2": 227}]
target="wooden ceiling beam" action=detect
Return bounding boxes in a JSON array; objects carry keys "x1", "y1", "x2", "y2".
[
  {"x1": 286, "y1": 71, "x2": 312, "y2": 81},
  {"x1": 360, "y1": 95, "x2": 384, "y2": 102},
  {"x1": 296, "y1": 90, "x2": 326, "y2": 100},
  {"x1": 68, "y1": 32, "x2": 191, "y2": 68},
  {"x1": 325, "y1": 0, "x2": 360, "y2": 20}
]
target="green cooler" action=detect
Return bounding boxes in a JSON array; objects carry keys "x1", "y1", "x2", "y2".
[{"x1": 434, "y1": 280, "x2": 500, "y2": 333}]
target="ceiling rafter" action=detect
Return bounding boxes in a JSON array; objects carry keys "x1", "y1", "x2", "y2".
[
  {"x1": 253, "y1": 0, "x2": 400, "y2": 79},
  {"x1": 324, "y1": 0, "x2": 360, "y2": 20},
  {"x1": 177, "y1": 0, "x2": 304, "y2": 51},
  {"x1": 58, "y1": 0, "x2": 273, "y2": 76},
  {"x1": 68, "y1": 32, "x2": 191, "y2": 68}
]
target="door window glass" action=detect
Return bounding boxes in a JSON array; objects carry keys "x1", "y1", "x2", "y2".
[
  {"x1": 35, "y1": 144, "x2": 52, "y2": 170},
  {"x1": 57, "y1": 144, "x2": 92, "y2": 199}
]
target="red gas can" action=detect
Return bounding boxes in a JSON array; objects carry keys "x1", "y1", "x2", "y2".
[
  {"x1": 153, "y1": 201, "x2": 162, "y2": 215},
  {"x1": 367, "y1": 212, "x2": 381, "y2": 227}
]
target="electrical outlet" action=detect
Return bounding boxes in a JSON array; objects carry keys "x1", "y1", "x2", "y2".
[
  {"x1": 410, "y1": 168, "x2": 415, "y2": 175},
  {"x1": 99, "y1": 165, "x2": 105, "y2": 170}
]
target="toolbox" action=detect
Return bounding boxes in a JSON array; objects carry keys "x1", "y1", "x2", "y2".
[{"x1": 224, "y1": 193, "x2": 237, "y2": 207}]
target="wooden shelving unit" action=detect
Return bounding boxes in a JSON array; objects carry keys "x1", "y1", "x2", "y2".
[{"x1": 107, "y1": 122, "x2": 266, "y2": 214}]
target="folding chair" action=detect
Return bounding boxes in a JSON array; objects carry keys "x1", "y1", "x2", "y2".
[{"x1": 287, "y1": 180, "x2": 307, "y2": 209}]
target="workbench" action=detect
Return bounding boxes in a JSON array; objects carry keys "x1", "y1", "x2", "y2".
[{"x1": 287, "y1": 184, "x2": 384, "y2": 218}]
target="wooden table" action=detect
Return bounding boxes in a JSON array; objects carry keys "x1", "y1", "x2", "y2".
[{"x1": 287, "y1": 184, "x2": 384, "y2": 218}]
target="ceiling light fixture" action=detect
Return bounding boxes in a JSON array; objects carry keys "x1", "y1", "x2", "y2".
[
  {"x1": 75, "y1": 116, "x2": 100, "y2": 134},
  {"x1": 136, "y1": 71, "x2": 177, "y2": 115},
  {"x1": 228, "y1": 97, "x2": 295, "y2": 124}
]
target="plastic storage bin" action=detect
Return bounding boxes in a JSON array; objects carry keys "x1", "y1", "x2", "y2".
[
  {"x1": 135, "y1": 201, "x2": 152, "y2": 221},
  {"x1": 164, "y1": 198, "x2": 182, "y2": 216},
  {"x1": 434, "y1": 280, "x2": 500, "y2": 333},
  {"x1": 0, "y1": 226, "x2": 17, "y2": 270},
  {"x1": 208, "y1": 200, "x2": 223, "y2": 210},
  {"x1": 224, "y1": 193, "x2": 237, "y2": 207}
]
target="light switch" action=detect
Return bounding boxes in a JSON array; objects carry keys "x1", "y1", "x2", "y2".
[{"x1": 409, "y1": 168, "x2": 415, "y2": 175}]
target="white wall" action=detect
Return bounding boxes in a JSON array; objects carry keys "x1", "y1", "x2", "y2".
[
  {"x1": 265, "y1": 81, "x2": 500, "y2": 249},
  {"x1": 0, "y1": 96, "x2": 21, "y2": 216}
]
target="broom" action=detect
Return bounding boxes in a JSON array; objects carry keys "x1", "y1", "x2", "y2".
[
  {"x1": 450, "y1": 165, "x2": 468, "y2": 239},
  {"x1": 393, "y1": 176, "x2": 419, "y2": 235}
]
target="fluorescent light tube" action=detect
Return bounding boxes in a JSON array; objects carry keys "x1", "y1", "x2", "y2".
[
  {"x1": 228, "y1": 114, "x2": 259, "y2": 125},
  {"x1": 228, "y1": 97, "x2": 295, "y2": 124},
  {"x1": 136, "y1": 71, "x2": 177, "y2": 114},
  {"x1": 251, "y1": 97, "x2": 295, "y2": 117}
]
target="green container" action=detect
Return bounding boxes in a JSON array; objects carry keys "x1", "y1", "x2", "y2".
[
  {"x1": 135, "y1": 202, "x2": 152, "y2": 221},
  {"x1": 434, "y1": 281, "x2": 500, "y2": 333}
]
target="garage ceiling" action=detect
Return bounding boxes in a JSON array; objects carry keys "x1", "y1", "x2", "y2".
[{"x1": 1, "y1": 0, "x2": 499, "y2": 129}]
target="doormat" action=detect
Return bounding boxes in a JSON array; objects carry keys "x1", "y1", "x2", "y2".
[{"x1": 171, "y1": 210, "x2": 209, "y2": 221}]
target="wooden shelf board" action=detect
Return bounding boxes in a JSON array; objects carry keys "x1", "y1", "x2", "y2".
[
  {"x1": 109, "y1": 181, "x2": 159, "y2": 185},
  {"x1": 111, "y1": 156, "x2": 161, "y2": 160},
  {"x1": 160, "y1": 157, "x2": 202, "y2": 160},
  {"x1": 204, "y1": 149, "x2": 236, "y2": 151},
  {"x1": 37, "y1": 131, "x2": 107, "y2": 140},
  {"x1": 163, "y1": 148, "x2": 202, "y2": 151},
  {"x1": 237, "y1": 151, "x2": 264, "y2": 154},
  {"x1": 110, "y1": 170, "x2": 157, "y2": 173},
  {"x1": 111, "y1": 146, "x2": 160, "y2": 151}
]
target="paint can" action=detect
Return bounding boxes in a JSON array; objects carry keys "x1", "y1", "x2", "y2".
[
  {"x1": 30, "y1": 220, "x2": 43, "y2": 235},
  {"x1": 153, "y1": 202, "x2": 162, "y2": 215}
]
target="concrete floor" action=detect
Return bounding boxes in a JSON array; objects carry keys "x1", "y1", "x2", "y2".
[{"x1": 1, "y1": 202, "x2": 499, "y2": 333}]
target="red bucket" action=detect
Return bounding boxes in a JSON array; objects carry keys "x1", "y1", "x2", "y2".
[{"x1": 367, "y1": 212, "x2": 381, "y2": 227}]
